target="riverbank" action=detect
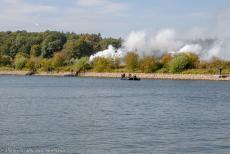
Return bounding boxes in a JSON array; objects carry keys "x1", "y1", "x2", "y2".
[
  {"x1": 0, "y1": 71, "x2": 74, "y2": 77},
  {"x1": 0, "y1": 71, "x2": 230, "y2": 81},
  {"x1": 80, "y1": 72, "x2": 230, "y2": 81}
]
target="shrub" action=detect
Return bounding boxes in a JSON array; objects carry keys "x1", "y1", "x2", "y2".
[
  {"x1": 197, "y1": 60, "x2": 209, "y2": 69},
  {"x1": 186, "y1": 52, "x2": 199, "y2": 68},
  {"x1": 73, "y1": 57, "x2": 90, "y2": 73},
  {"x1": 41, "y1": 59, "x2": 54, "y2": 72},
  {"x1": 52, "y1": 52, "x2": 67, "y2": 69},
  {"x1": 92, "y1": 57, "x2": 113, "y2": 72},
  {"x1": 139, "y1": 56, "x2": 158, "y2": 73},
  {"x1": 112, "y1": 57, "x2": 120, "y2": 69},
  {"x1": 207, "y1": 57, "x2": 226, "y2": 69},
  {"x1": 160, "y1": 53, "x2": 173, "y2": 68},
  {"x1": 157, "y1": 68, "x2": 169, "y2": 73},
  {"x1": 14, "y1": 53, "x2": 28, "y2": 70},
  {"x1": 0, "y1": 55, "x2": 12, "y2": 67},
  {"x1": 169, "y1": 54, "x2": 191, "y2": 73},
  {"x1": 124, "y1": 52, "x2": 139, "y2": 72},
  {"x1": 26, "y1": 57, "x2": 41, "y2": 72}
]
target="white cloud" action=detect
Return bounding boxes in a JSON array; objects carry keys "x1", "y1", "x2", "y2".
[
  {"x1": 0, "y1": 0, "x2": 58, "y2": 31},
  {"x1": 78, "y1": 0, "x2": 107, "y2": 6},
  {"x1": 0, "y1": 0, "x2": 57, "y2": 16},
  {"x1": 0, "y1": 0, "x2": 57, "y2": 25},
  {"x1": 216, "y1": 7, "x2": 230, "y2": 39},
  {"x1": 0, "y1": 0, "x2": 128, "y2": 34},
  {"x1": 77, "y1": 0, "x2": 128, "y2": 14}
]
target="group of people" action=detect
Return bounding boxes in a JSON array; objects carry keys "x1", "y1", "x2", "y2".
[{"x1": 121, "y1": 73, "x2": 138, "y2": 80}]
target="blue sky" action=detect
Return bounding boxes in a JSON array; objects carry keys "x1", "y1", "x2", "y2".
[{"x1": 0, "y1": 0, "x2": 229, "y2": 37}]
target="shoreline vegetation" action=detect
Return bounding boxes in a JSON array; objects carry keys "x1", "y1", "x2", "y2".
[
  {"x1": 0, "y1": 70, "x2": 230, "y2": 81},
  {"x1": 0, "y1": 31, "x2": 230, "y2": 81}
]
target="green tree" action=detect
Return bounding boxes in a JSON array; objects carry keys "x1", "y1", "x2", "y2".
[
  {"x1": 80, "y1": 33, "x2": 102, "y2": 51},
  {"x1": 41, "y1": 32, "x2": 67, "y2": 58},
  {"x1": 62, "y1": 39, "x2": 79, "y2": 59},
  {"x1": 74, "y1": 38, "x2": 94, "y2": 58},
  {"x1": 63, "y1": 38, "x2": 95, "y2": 59},
  {"x1": 99, "y1": 38, "x2": 122, "y2": 50},
  {"x1": 30, "y1": 45, "x2": 41, "y2": 57}
]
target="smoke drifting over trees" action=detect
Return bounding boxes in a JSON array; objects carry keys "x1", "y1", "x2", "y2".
[
  {"x1": 90, "y1": 28, "x2": 230, "y2": 61},
  {"x1": 90, "y1": 7, "x2": 230, "y2": 61}
]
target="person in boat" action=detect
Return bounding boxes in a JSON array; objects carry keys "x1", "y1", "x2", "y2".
[
  {"x1": 133, "y1": 74, "x2": 137, "y2": 79},
  {"x1": 128, "y1": 74, "x2": 132, "y2": 79},
  {"x1": 121, "y1": 73, "x2": 126, "y2": 79}
]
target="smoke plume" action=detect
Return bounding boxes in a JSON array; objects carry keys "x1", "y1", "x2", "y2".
[
  {"x1": 89, "y1": 45, "x2": 125, "y2": 61},
  {"x1": 90, "y1": 7, "x2": 230, "y2": 61}
]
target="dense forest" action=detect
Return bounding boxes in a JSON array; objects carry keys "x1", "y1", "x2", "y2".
[
  {"x1": 0, "y1": 31, "x2": 121, "y2": 72},
  {"x1": 0, "y1": 30, "x2": 230, "y2": 74},
  {"x1": 0, "y1": 31, "x2": 122, "y2": 58}
]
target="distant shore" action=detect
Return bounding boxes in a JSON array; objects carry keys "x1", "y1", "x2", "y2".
[{"x1": 0, "y1": 70, "x2": 230, "y2": 81}]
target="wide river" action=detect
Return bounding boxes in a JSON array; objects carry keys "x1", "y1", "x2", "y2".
[{"x1": 0, "y1": 76, "x2": 230, "y2": 154}]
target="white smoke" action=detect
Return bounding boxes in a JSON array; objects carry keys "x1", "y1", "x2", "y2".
[
  {"x1": 90, "y1": 28, "x2": 230, "y2": 61},
  {"x1": 151, "y1": 29, "x2": 182, "y2": 54},
  {"x1": 123, "y1": 29, "x2": 183, "y2": 56},
  {"x1": 90, "y1": 7, "x2": 230, "y2": 61},
  {"x1": 178, "y1": 44, "x2": 202, "y2": 55},
  {"x1": 89, "y1": 45, "x2": 125, "y2": 61},
  {"x1": 123, "y1": 31, "x2": 147, "y2": 54}
]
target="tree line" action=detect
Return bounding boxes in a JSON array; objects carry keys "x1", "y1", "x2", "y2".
[
  {"x1": 92, "y1": 52, "x2": 230, "y2": 74},
  {"x1": 0, "y1": 30, "x2": 121, "y2": 71},
  {"x1": 0, "y1": 30, "x2": 230, "y2": 74}
]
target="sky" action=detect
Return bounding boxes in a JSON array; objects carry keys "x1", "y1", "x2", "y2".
[{"x1": 0, "y1": 0, "x2": 229, "y2": 37}]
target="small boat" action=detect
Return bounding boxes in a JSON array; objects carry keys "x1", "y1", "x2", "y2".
[
  {"x1": 127, "y1": 77, "x2": 140, "y2": 81},
  {"x1": 121, "y1": 73, "x2": 140, "y2": 81},
  {"x1": 218, "y1": 75, "x2": 229, "y2": 78},
  {"x1": 63, "y1": 73, "x2": 75, "y2": 77},
  {"x1": 26, "y1": 71, "x2": 35, "y2": 76},
  {"x1": 121, "y1": 77, "x2": 140, "y2": 81}
]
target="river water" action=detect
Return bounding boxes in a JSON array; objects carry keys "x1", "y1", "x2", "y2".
[{"x1": 0, "y1": 76, "x2": 230, "y2": 154}]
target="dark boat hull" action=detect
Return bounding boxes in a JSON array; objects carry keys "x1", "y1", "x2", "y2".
[{"x1": 121, "y1": 77, "x2": 141, "y2": 81}]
